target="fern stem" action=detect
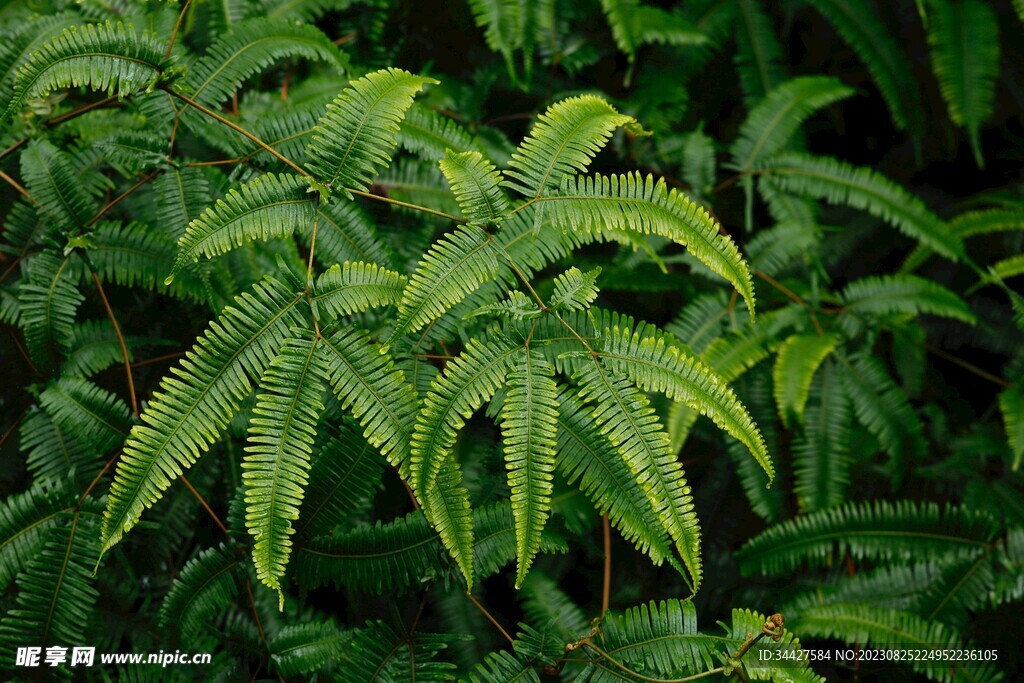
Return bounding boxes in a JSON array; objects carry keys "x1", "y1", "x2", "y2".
[
  {"x1": 91, "y1": 272, "x2": 139, "y2": 415},
  {"x1": 347, "y1": 187, "x2": 467, "y2": 223},
  {"x1": 164, "y1": 0, "x2": 193, "y2": 61},
  {"x1": 601, "y1": 514, "x2": 612, "y2": 616},
  {"x1": 77, "y1": 452, "x2": 120, "y2": 508},
  {"x1": 584, "y1": 642, "x2": 726, "y2": 682},
  {"x1": 180, "y1": 474, "x2": 228, "y2": 534},
  {"x1": 463, "y1": 590, "x2": 515, "y2": 646},
  {"x1": 0, "y1": 169, "x2": 34, "y2": 203},
  {"x1": 163, "y1": 88, "x2": 311, "y2": 177},
  {"x1": 0, "y1": 410, "x2": 26, "y2": 451},
  {"x1": 86, "y1": 170, "x2": 161, "y2": 228},
  {"x1": 0, "y1": 97, "x2": 121, "y2": 163}
]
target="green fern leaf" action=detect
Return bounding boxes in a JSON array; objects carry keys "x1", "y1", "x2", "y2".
[
  {"x1": 574, "y1": 362, "x2": 702, "y2": 591},
  {"x1": 468, "y1": 650, "x2": 540, "y2": 683},
  {"x1": 500, "y1": 349, "x2": 559, "y2": 587},
  {"x1": 3, "y1": 21, "x2": 164, "y2": 121},
  {"x1": 504, "y1": 95, "x2": 636, "y2": 199},
  {"x1": 20, "y1": 139, "x2": 94, "y2": 226},
  {"x1": 305, "y1": 67, "x2": 437, "y2": 190},
  {"x1": 38, "y1": 377, "x2": 131, "y2": 455},
  {"x1": 270, "y1": 621, "x2": 352, "y2": 677},
  {"x1": 388, "y1": 224, "x2": 499, "y2": 345},
  {"x1": 168, "y1": 173, "x2": 316, "y2": 281},
  {"x1": 20, "y1": 408, "x2": 99, "y2": 485},
  {"x1": 18, "y1": 252, "x2": 83, "y2": 371},
  {"x1": 757, "y1": 152, "x2": 963, "y2": 259},
  {"x1": 548, "y1": 266, "x2": 601, "y2": 312},
  {"x1": 244, "y1": 332, "x2": 330, "y2": 595},
  {"x1": 544, "y1": 172, "x2": 757, "y2": 319},
  {"x1": 158, "y1": 543, "x2": 242, "y2": 636},
  {"x1": 793, "y1": 360, "x2": 853, "y2": 513},
  {"x1": 772, "y1": 333, "x2": 840, "y2": 427},
  {"x1": 100, "y1": 277, "x2": 307, "y2": 553},
  {"x1": 927, "y1": 0, "x2": 999, "y2": 167},
  {"x1": 840, "y1": 274, "x2": 976, "y2": 328},
  {"x1": 999, "y1": 387, "x2": 1024, "y2": 471},
  {"x1": 439, "y1": 149, "x2": 510, "y2": 225},
  {"x1": 399, "y1": 104, "x2": 477, "y2": 161},
  {"x1": 341, "y1": 620, "x2": 458, "y2": 682},
  {"x1": 155, "y1": 167, "x2": 212, "y2": 238},
  {"x1": 0, "y1": 481, "x2": 76, "y2": 589},
  {"x1": 737, "y1": 500, "x2": 1001, "y2": 575},
  {"x1": 734, "y1": 0, "x2": 786, "y2": 103},
  {"x1": 311, "y1": 261, "x2": 407, "y2": 321}
]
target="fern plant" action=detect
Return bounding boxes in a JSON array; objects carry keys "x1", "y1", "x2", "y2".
[{"x1": 1, "y1": 0, "x2": 1022, "y2": 680}]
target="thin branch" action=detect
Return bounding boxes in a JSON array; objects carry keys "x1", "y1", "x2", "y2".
[
  {"x1": 131, "y1": 350, "x2": 186, "y2": 368},
  {"x1": 77, "y1": 452, "x2": 121, "y2": 507},
  {"x1": 164, "y1": 0, "x2": 194, "y2": 61},
  {"x1": 348, "y1": 187, "x2": 466, "y2": 224},
  {"x1": 180, "y1": 474, "x2": 228, "y2": 534},
  {"x1": 601, "y1": 515, "x2": 612, "y2": 616},
  {"x1": 0, "y1": 170, "x2": 34, "y2": 202},
  {"x1": 464, "y1": 591, "x2": 515, "y2": 646},
  {"x1": 92, "y1": 272, "x2": 139, "y2": 415},
  {"x1": 86, "y1": 170, "x2": 161, "y2": 228}
]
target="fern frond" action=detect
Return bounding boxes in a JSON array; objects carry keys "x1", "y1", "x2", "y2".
[
  {"x1": 270, "y1": 621, "x2": 351, "y2": 677},
  {"x1": 927, "y1": 0, "x2": 999, "y2": 167},
  {"x1": 159, "y1": 543, "x2": 242, "y2": 635},
  {"x1": 388, "y1": 224, "x2": 499, "y2": 345},
  {"x1": 439, "y1": 149, "x2": 510, "y2": 225},
  {"x1": 757, "y1": 152, "x2": 963, "y2": 259},
  {"x1": 20, "y1": 139, "x2": 94, "y2": 226},
  {"x1": 549, "y1": 266, "x2": 601, "y2": 312},
  {"x1": 341, "y1": 620, "x2": 458, "y2": 682},
  {"x1": 793, "y1": 360, "x2": 853, "y2": 513},
  {"x1": 18, "y1": 251, "x2": 83, "y2": 371},
  {"x1": 598, "y1": 321, "x2": 772, "y2": 480},
  {"x1": 168, "y1": 173, "x2": 316, "y2": 281},
  {"x1": 244, "y1": 332, "x2": 329, "y2": 595},
  {"x1": 0, "y1": 481, "x2": 76, "y2": 589},
  {"x1": 314, "y1": 198, "x2": 394, "y2": 267},
  {"x1": 3, "y1": 21, "x2": 164, "y2": 121},
  {"x1": 467, "y1": 650, "x2": 540, "y2": 683},
  {"x1": 100, "y1": 277, "x2": 307, "y2": 553},
  {"x1": 999, "y1": 387, "x2": 1023, "y2": 471},
  {"x1": 806, "y1": 0, "x2": 923, "y2": 132},
  {"x1": 319, "y1": 326, "x2": 420, "y2": 474},
  {"x1": 20, "y1": 408, "x2": 98, "y2": 485},
  {"x1": 730, "y1": 76, "x2": 855, "y2": 173},
  {"x1": 772, "y1": 333, "x2": 840, "y2": 427},
  {"x1": 500, "y1": 349, "x2": 559, "y2": 587},
  {"x1": 155, "y1": 167, "x2": 212, "y2": 238},
  {"x1": 311, "y1": 261, "x2": 406, "y2": 321},
  {"x1": 574, "y1": 362, "x2": 702, "y2": 590},
  {"x1": 545, "y1": 172, "x2": 756, "y2": 318},
  {"x1": 305, "y1": 67, "x2": 437, "y2": 191},
  {"x1": 520, "y1": 571, "x2": 590, "y2": 639},
  {"x1": 39, "y1": 377, "x2": 131, "y2": 454},
  {"x1": 840, "y1": 274, "x2": 976, "y2": 328},
  {"x1": 733, "y1": 0, "x2": 786, "y2": 103},
  {"x1": 411, "y1": 334, "x2": 521, "y2": 495},
  {"x1": 601, "y1": 0, "x2": 705, "y2": 61},
  {"x1": 737, "y1": 500, "x2": 1001, "y2": 575},
  {"x1": 399, "y1": 104, "x2": 477, "y2": 161},
  {"x1": 504, "y1": 95, "x2": 635, "y2": 199}
]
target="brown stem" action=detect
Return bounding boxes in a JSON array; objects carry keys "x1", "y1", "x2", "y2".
[
  {"x1": 464, "y1": 591, "x2": 514, "y2": 646},
  {"x1": 180, "y1": 474, "x2": 228, "y2": 534},
  {"x1": 347, "y1": 187, "x2": 466, "y2": 224},
  {"x1": 164, "y1": 0, "x2": 194, "y2": 61},
  {"x1": 601, "y1": 515, "x2": 612, "y2": 616},
  {"x1": 86, "y1": 170, "x2": 161, "y2": 228},
  {"x1": 92, "y1": 272, "x2": 138, "y2": 415},
  {"x1": 77, "y1": 452, "x2": 120, "y2": 507},
  {"x1": 0, "y1": 169, "x2": 34, "y2": 202}
]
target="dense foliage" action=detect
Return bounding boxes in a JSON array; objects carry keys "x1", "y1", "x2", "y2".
[{"x1": 0, "y1": 0, "x2": 1022, "y2": 680}]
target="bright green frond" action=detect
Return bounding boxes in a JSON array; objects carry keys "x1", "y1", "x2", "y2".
[
  {"x1": 100, "y1": 277, "x2": 307, "y2": 553},
  {"x1": 312, "y1": 261, "x2": 406, "y2": 321},
  {"x1": 772, "y1": 333, "x2": 840, "y2": 427},
  {"x1": 3, "y1": 21, "x2": 164, "y2": 121},
  {"x1": 574, "y1": 362, "x2": 702, "y2": 591},
  {"x1": 439, "y1": 149, "x2": 510, "y2": 225},
  {"x1": 169, "y1": 173, "x2": 316, "y2": 281},
  {"x1": 737, "y1": 500, "x2": 1002, "y2": 575},
  {"x1": 757, "y1": 152, "x2": 963, "y2": 259},
  {"x1": 500, "y1": 349, "x2": 559, "y2": 587},
  {"x1": 927, "y1": 0, "x2": 999, "y2": 167},
  {"x1": 399, "y1": 103, "x2": 477, "y2": 161},
  {"x1": 504, "y1": 95, "x2": 636, "y2": 199},
  {"x1": 411, "y1": 334, "x2": 522, "y2": 494},
  {"x1": 305, "y1": 67, "x2": 437, "y2": 190},
  {"x1": 548, "y1": 266, "x2": 601, "y2": 312},
  {"x1": 244, "y1": 332, "x2": 329, "y2": 594},
  {"x1": 388, "y1": 224, "x2": 498, "y2": 345},
  {"x1": 544, "y1": 172, "x2": 756, "y2": 319}
]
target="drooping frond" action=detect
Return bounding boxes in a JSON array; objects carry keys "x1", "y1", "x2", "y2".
[
  {"x1": 398, "y1": 105, "x2": 477, "y2": 161},
  {"x1": 806, "y1": 0, "x2": 923, "y2": 132},
  {"x1": 999, "y1": 387, "x2": 1023, "y2": 471},
  {"x1": 503, "y1": 95, "x2": 636, "y2": 199},
  {"x1": 499, "y1": 349, "x2": 559, "y2": 587},
  {"x1": 20, "y1": 408, "x2": 98, "y2": 485},
  {"x1": 793, "y1": 360, "x2": 853, "y2": 513},
  {"x1": 737, "y1": 500, "x2": 1002, "y2": 575},
  {"x1": 574, "y1": 362, "x2": 702, "y2": 591},
  {"x1": 168, "y1": 173, "x2": 316, "y2": 281},
  {"x1": 598, "y1": 321, "x2": 772, "y2": 480},
  {"x1": 158, "y1": 543, "x2": 242, "y2": 636},
  {"x1": 548, "y1": 267, "x2": 601, "y2": 312},
  {"x1": 840, "y1": 274, "x2": 976, "y2": 331},
  {"x1": 38, "y1": 377, "x2": 131, "y2": 454},
  {"x1": 600, "y1": 0, "x2": 706, "y2": 62},
  {"x1": 180, "y1": 17, "x2": 347, "y2": 116},
  {"x1": 387, "y1": 224, "x2": 499, "y2": 346},
  {"x1": 100, "y1": 277, "x2": 307, "y2": 553},
  {"x1": 555, "y1": 388, "x2": 675, "y2": 567},
  {"x1": 756, "y1": 152, "x2": 963, "y2": 259},
  {"x1": 311, "y1": 261, "x2": 406, "y2": 322},
  {"x1": 438, "y1": 150, "x2": 510, "y2": 225},
  {"x1": 729, "y1": 76, "x2": 855, "y2": 173},
  {"x1": 319, "y1": 326, "x2": 420, "y2": 474},
  {"x1": 269, "y1": 622, "x2": 351, "y2": 677},
  {"x1": 20, "y1": 139, "x2": 94, "y2": 226},
  {"x1": 243, "y1": 332, "x2": 329, "y2": 595},
  {"x1": 733, "y1": 0, "x2": 786, "y2": 103},
  {"x1": 3, "y1": 21, "x2": 164, "y2": 121},
  {"x1": 411, "y1": 334, "x2": 522, "y2": 495},
  {"x1": 0, "y1": 481, "x2": 76, "y2": 589},
  {"x1": 18, "y1": 251, "x2": 83, "y2": 371},
  {"x1": 771, "y1": 333, "x2": 840, "y2": 427},
  {"x1": 469, "y1": 500, "x2": 567, "y2": 580},
  {"x1": 340, "y1": 620, "x2": 458, "y2": 682},
  {"x1": 519, "y1": 571, "x2": 590, "y2": 639},
  {"x1": 926, "y1": 0, "x2": 999, "y2": 167},
  {"x1": 305, "y1": 67, "x2": 437, "y2": 191},
  {"x1": 545, "y1": 172, "x2": 756, "y2": 319}
]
